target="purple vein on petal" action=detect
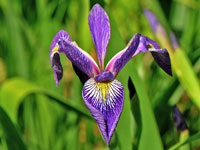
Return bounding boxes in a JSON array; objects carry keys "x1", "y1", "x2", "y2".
[
  {"x1": 105, "y1": 34, "x2": 172, "y2": 76},
  {"x1": 61, "y1": 40, "x2": 100, "y2": 77},
  {"x1": 49, "y1": 30, "x2": 72, "y2": 86},
  {"x1": 89, "y1": 4, "x2": 110, "y2": 70},
  {"x1": 82, "y1": 78, "x2": 124, "y2": 145},
  {"x1": 50, "y1": 30, "x2": 72, "y2": 56},
  {"x1": 105, "y1": 33, "x2": 140, "y2": 76},
  {"x1": 135, "y1": 35, "x2": 172, "y2": 76},
  {"x1": 49, "y1": 30, "x2": 100, "y2": 86}
]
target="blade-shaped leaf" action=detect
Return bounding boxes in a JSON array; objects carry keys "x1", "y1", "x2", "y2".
[
  {"x1": 169, "y1": 132, "x2": 200, "y2": 150},
  {"x1": 0, "y1": 106, "x2": 27, "y2": 150},
  {"x1": 0, "y1": 78, "x2": 93, "y2": 123},
  {"x1": 129, "y1": 63, "x2": 164, "y2": 150}
]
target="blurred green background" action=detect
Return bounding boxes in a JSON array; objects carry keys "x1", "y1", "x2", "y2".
[{"x1": 0, "y1": 0, "x2": 200, "y2": 149}]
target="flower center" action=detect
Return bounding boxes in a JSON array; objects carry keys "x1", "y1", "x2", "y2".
[
  {"x1": 94, "y1": 71, "x2": 115, "y2": 82},
  {"x1": 95, "y1": 82, "x2": 111, "y2": 103}
]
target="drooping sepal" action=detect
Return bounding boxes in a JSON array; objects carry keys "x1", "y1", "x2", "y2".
[{"x1": 82, "y1": 78, "x2": 124, "y2": 145}]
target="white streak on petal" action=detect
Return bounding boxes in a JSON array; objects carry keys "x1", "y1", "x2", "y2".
[{"x1": 82, "y1": 78, "x2": 124, "y2": 145}]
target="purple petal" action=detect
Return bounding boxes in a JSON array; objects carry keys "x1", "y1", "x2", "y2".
[
  {"x1": 141, "y1": 36, "x2": 172, "y2": 76},
  {"x1": 94, "y1": 71, "x2": 115, "y2": 82},
  {"x1": 50, "y1": 30, "x2": 100, "y2": 86},
  {"x1": 143, "y1": 9, "x2": 167, "y2": 37},
  {"x1": 60, "y1": 40, "x2": 100, "y2": 76},
  {"x1": 151, "y1": 49, "x2": 172, "y2": 76},
  {"x1": 144, "y1": 9, "x2": 169, "y2": 48},
  {"x1": 50, "y1": 30, "x2": 72, "y2": 56},
  {"x1": 50, "y1": 30, "x2": 72, "y2": 86},
  {"x1": 170, "y1": 32, "x2": 180, "y2": 50},
  {"x1": 89, "y1": 4, "x2": 110, "y2": 70},
  {"x1": 105, "y1": 34, "x2": 172, "y2": 76},
  {"x1": 143, "y1": 9, "x2": 160, "y2": 34},
  {"x1": 105, "y1": 33, "x2": 140, "y2": 76},
  {"x1": 82, "y1": 78, "x2": 124, "y2": 145}
]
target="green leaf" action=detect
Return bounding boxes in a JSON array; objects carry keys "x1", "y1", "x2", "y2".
[
  {"x1": 172, "y1": 49, "x2": 200, "y2": 108},
  {"x1": 0, "y1": 78, "x2": 93, "y2": 123},
  {"x1": 129, "y1": 63, "x2": 164, "y2": 150},
  {"x1": 169, "y1": 132, "x2": 200, "y2": 150},
  {"x1": 0, "y1": 0, "x2": 28, "y2": 77},
  {"x1": 0, "y1": 106, "x2": 27, "y2": 150}
]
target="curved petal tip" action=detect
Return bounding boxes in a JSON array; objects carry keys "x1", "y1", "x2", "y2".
[
  {"x1": 151, "y1": 49, "x2": 172, "y2": 76},
  {"x1": 49, "y1": 30, "x2": 72, "y2": 86},
  {"x1": 50, "y1": 30, "x2": 72, "y2": 55}
]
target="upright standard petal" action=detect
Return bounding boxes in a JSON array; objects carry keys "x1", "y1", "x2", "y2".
[
  {"x1": 105, "y1": 34, "x2": 172, "y2": 76},
  {"x1": 82, "y1": 78, "x2": 124, "y2": 145},
  {"x1": 89, "y1": 4, "x2": 110, "y2": 70},
  {"x1": 50, "y1": 30, "x2": 100, "y2": 86}
]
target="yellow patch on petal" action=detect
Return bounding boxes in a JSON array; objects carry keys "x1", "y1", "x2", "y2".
[
  {"x1": 96, "y1": 82, "x2": 111, "y2": 103},
  {"x1": 52, "y1": 46, "x2": 59, "y2": 53}
]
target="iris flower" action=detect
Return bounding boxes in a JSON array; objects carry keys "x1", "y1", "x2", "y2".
[{"x1": 49, "y1": 4, "x2": 172, "y2": 145}]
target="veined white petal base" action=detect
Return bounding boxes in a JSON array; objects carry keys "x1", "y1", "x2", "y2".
[{"x1": 82, "y1": 78, "x2": 124, "y2": 145}]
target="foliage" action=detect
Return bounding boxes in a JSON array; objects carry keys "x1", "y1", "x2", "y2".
[{"x1": 0, "y1": 0, "x2": 200, "y2": 149}]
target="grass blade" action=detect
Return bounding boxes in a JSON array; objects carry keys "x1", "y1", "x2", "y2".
[
  {"x1": 169, "y1": 132, "x2": 200, "y2": 150},
  {"x1": 129, "y1": 63, "x2": 164, "y2": 150},
  {"x1": 0, "y1": 106, "x2": 27, "y2": 150},
  {"x1": 0, "y1": 78, "x2": 93, "y2": 123}
]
